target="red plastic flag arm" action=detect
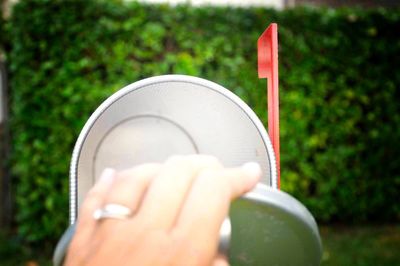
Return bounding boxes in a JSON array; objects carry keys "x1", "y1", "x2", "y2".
[{"x1": 258, "y1": 23, "x2": 280, "y2": 189}]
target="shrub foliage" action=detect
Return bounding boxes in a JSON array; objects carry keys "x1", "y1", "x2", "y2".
[{"x1": 6, "y1": 0, "x2": 400, "y2": 242}]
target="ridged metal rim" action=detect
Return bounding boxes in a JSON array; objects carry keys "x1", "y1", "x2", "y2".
[{"x1": 69, "y1": 75, "x2": 277, "y2": 224}]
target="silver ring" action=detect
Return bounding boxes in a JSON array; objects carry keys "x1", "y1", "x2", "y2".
[{"x1": 93, "y1": 203, "x2": 133, "y2": 221}]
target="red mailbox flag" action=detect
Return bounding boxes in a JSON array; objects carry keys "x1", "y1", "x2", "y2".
[{"x1": 258, "y1": 23, "x2": 280, "y2": 188}]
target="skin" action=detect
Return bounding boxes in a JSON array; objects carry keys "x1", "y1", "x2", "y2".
[{"x1": 65, "y1": 155, "x2": 261, "y2": 266}]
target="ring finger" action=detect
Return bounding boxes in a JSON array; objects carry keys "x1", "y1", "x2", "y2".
[{"x1": 98, "y1": 163, "x2": 161, "y2": 229}]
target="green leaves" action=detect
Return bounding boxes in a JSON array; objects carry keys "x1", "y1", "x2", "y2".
[{"x1": 6, "y1": 0, "x2": 400, "y2": 245}]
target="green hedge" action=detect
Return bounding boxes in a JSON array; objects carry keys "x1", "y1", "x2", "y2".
[
  {"x1": 7, "y1": 0, "x2": 400, "y2": 243},
  {"x1": 0, "y1": 4, "x2": 4, "y2": 54}
]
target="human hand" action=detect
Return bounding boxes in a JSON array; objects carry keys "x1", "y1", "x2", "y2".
[{"x1": 65, "y1": 155, "x2": 261, "y2": 266}]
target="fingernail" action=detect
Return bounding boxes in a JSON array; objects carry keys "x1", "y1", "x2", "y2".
[
  {"x1": 98, "y1": 168, "x2": 116, "y2": 185},
  {"x1": 241, "y1": 162, "x2": 262, "y2": 181}
]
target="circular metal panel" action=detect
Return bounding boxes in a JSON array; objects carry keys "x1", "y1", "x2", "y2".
[
  {"x1": 70, "y1": 75, "x2": 277, "y2": 223},
  {"x1": 94, "y1": 115, "x2": 198, "y2": 179}
]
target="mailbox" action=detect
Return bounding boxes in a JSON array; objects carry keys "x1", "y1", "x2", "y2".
[{"x1": 54, "y1": 24, "x2": 322, "y2": 266}]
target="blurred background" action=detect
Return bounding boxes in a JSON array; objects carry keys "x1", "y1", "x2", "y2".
[{"x1": 0, "y1": 0, "x2": 399, "y2": 265}]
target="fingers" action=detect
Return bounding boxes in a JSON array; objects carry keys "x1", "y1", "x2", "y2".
[
  {"x1": 173, "y1": 163, "x2": 261, "y2": 265},
  {"x1": 102, "y1": 163, "x2": 161, "y2": 215},
  {"x1": 74, "y1": 168, "x2": 116, "y2": 237},
  {"x1": 67, "y1": 155, "x2": 261, "y2": 266},
  {"x1": 135, "y1": 155, "x2": 222, "y2": 230},
  {"x1": 94, "y1": 164, "x2": 161, "y2": 243},
  {"x1": 66, "y1": 168, "x2": 116, "y2": 264},
  {"x1": 226, "y1": 162, "x2": 263, "y2": 198},
  {"x1": 212, "y1": 255, "x2": 230, "y2": 266}
]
